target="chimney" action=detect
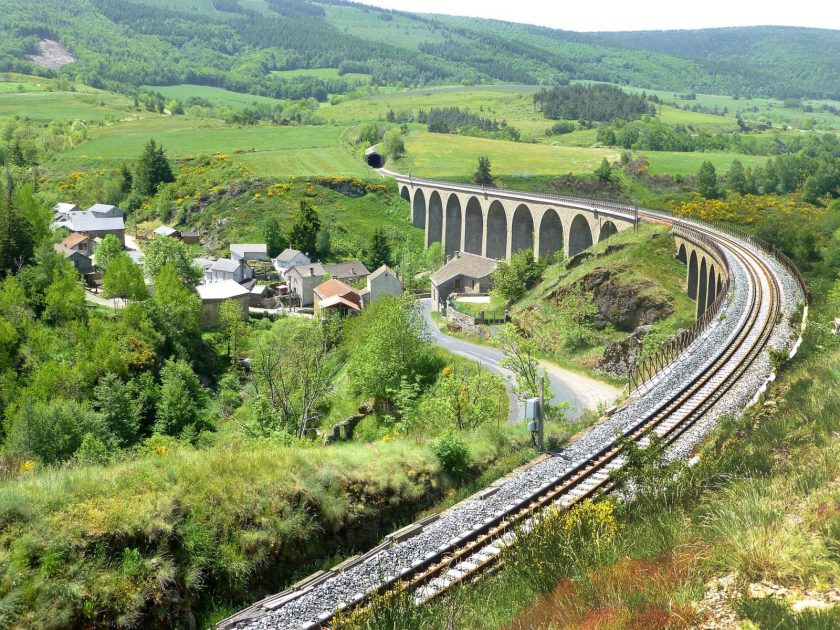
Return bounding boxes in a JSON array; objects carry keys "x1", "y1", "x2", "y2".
[{"x1": 309, "y1": 266, "x2": 314, "y2": 276}]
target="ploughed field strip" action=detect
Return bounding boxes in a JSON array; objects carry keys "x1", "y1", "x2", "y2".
[{"x1": 221, "y1": 188, "x2": 804, "y2": 630}]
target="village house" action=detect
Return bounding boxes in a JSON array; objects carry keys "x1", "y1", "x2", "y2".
[
  {"x1": 60, "y1": 232, "x2": 94, "y2": 256},
  {"x1": 53, "y1": 243, "x2": 94, "y2": 276},
  {"x1": 53, "y1": 203, "x2": 126, "y2": 244},
  {"x1": 430, "y1": 252, "x2": 497, "y2": 310},
  {"x1": 206, "y1": 257, "x2": 253, "y2": 284},
  {"x1": 313, "y1": 278, "x2": 363, "y2": 318},
  {"x1": 323, "y1": 261, "x2": 369, "y2": 286},
  {"x1": 230, "y1": 243, "x2": 268, "y2": 263},
  {"x1": 361, "y1": 265, "x2": 403, "y2": 305},
  {"x1": 271, "y1": 248, "x2": 310, "y2": 276},
  {"x1": 285, "y1": 263, "x2": 326, "y2": 307},
  {"x1": 196, "y1": 280, "x2": 250, "y2": 327}
]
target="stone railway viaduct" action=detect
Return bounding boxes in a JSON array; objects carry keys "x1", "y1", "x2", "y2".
[{"x1": 394, "y1": 174, "x2": 727, "y2": 317}]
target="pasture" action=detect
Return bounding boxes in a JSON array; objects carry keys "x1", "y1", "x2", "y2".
[
  {"x1": 51, "y1": 116, "x2": 372, "y2": 178},
  {"x1": 142, "y1": 84, "x2": 286, "y2": 110}
]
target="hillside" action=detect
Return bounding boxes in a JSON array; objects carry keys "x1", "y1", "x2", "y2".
[{"x1": 1, "y1": 0, "x2": 840, "y2": 98}]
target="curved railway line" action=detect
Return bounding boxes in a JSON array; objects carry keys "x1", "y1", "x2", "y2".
[{"x1": 223, "y1": 186, "x2": 806, "y2": 630}]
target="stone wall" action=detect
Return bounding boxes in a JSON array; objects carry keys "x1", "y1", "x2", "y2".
[{"x1": 446, "y1": 310, "x2": 491, "y2": 339}]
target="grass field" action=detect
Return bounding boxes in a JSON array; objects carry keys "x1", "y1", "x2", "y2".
[
  {"x1": 0, "y1": 89, "x2": 135, "y2": 121},
  {"x1": 269, "y1": 68, "x2": 371, "y2": 83},
  {"x1": 397, "y1": 131, "x2": 768, "y2": 179},
  {"x1": 142, "y1": 84, "x2": 286, "y2": 109},
  {"x1": 51, "y1": 116, "x2": 372, "y2": 177}
]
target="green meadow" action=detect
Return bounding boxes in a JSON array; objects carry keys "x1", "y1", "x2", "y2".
[
  {"x1": 141, "y1": 84, "x2": 286, "y2": 109},
  {"x1": 0, "y1": 89, "x2": 135, "y2": 121}
]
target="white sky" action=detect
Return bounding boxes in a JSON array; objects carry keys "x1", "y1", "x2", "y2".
[{"x1": 358, "y1": 0, "x2": 840, "y2": 32}]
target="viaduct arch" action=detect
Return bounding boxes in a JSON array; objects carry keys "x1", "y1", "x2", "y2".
[
  {"x1": 396, "y1": 176, "x2": 636, "y2": 262},
  {"x1": 674, "y1": 234, "x2": 728, "y2": 318}
]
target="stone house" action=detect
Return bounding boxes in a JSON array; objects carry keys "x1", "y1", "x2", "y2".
[
  {"x1": 196, "y1": 280, "x2": 250, "y2": 327},
  {"x1": 271, "y1": 248, "x2": 310, "y2": 276},
  {"x1": 285, "y1": 263, "x2": 326, "y2": 307},
  {"x1": 430, "y1": 252, "x2": 497, "y2": 310}
]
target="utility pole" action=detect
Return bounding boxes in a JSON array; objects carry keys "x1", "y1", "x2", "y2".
[{"x1": 538, "y1": 374, "x2": 545, "y2": 453}]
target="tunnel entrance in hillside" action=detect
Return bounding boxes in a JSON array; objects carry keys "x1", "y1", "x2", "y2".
[{"x1": 365, "y1": 151, "x2": 385, "y2": 168}]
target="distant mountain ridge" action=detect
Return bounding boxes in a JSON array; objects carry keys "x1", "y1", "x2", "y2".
[{"x1": 0, "y1": 0, "x2": 838, "y2": 99}]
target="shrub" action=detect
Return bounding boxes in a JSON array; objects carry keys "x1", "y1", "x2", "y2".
[{"x1": 430, "y1": 431, "x2": 471, "y2": 478}]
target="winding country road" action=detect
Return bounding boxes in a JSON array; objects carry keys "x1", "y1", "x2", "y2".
[{"x1": 420, "y1": 298, "x2": 619, "y2": 421}]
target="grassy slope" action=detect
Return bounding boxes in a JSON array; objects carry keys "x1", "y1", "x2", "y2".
[
  {"x1": 516, "y1": 223, "x2": 696, "y2": 374},
  {"x1": 348, "y1": 284, "x2": 840, "y2": 630}
]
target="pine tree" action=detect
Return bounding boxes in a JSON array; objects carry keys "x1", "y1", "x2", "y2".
[
  {"x1": 473, "y1": 155, "x2": 494, "y2": 186},
  {"x1": 119, "y1": 163, "x2": 133, "y2": 197},
  {"x1": 263, "y1": 215, "x2": 287, "y2": 258},
  {"x1": 727, "y1": 159, "x2": 746, "y2": 195},
  {"x1": 697, "y1": 161, "x2": 720, "y2": 199},
  {"x1": 367, "y1": 227, "x2": 391, "y2": 270},
  {"x1": 0, "y1": 167, "x2": 34, "y2": 275},
  {"x1": 316, "y1": 226, "x2": 331, "y2": 259},
  {"x1": 288, "y1": 200, "x2": 320, "y2": 256},
  {"x1": 134, "y1": 139, "x2": 174, "y2": 197}
]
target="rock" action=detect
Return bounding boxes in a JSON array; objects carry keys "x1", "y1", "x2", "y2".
[
  {"x1": 358, "y1": 400, "x2": 375, "y2": 415},
  {"x1": 599, "y1": 325, "x2": 651, "y2": 376},
  {"x1": 791, "y1": 599, "x2": 832, "y2": 613}
]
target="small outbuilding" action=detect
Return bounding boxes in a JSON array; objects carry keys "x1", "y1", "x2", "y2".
[{"x1": 430, "y1": 252, "x2": 497, "y2": 310}]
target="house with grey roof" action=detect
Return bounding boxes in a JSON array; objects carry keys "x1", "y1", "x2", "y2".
[
  {"x1": 285, "y1": 263, "x2": 326, "y2": 307},
  {"x1": 54, "y1": 243, "x2": 94, "y2": 276},
  {"x1": 52, "y1": 203, "x2": 126, "y2": 244},
  {"x1": 271, "y1": 248, "x2": 310, "y2": 276},
  {"x1": 430, "y1": 252, "x2": 497, "y2": 310},
  {"x1": 361, "y1": 265, "x2": 403, "y2": 305},
  {"x1": 230, "y1": 243, "x2": 268, "y2": 263},
  {"x1": 206, "y1": 257, "x2": 253, "y2": 284},
  {"x1": 324, "y1": 261, "x2": 369, "y2": 286},
  {"x1": 196, "y1": 280, "x2": 250, "y2": 327}
]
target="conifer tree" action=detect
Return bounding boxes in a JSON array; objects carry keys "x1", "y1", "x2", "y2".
[
  {"x1": 288, "y1": 200, "x2": 320, "y2": 256},
  {"x1": 134, "y1": 139, "x2": 174, "y2": 197},
  {"x1": 367, "y1": 227, "x2": 391, "y2": 270},
  {"x1": 473, "y1": 155, "x2": 494, "y2": 185}
]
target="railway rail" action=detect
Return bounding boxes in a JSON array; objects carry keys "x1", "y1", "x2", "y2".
[{"x1": 222, "y1": 197, "x2": 805, "y2": 630}]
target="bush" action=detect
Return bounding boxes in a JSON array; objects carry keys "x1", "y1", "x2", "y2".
[{"x1": 430, "y1": 430, "x2": 471, "y2": 478}]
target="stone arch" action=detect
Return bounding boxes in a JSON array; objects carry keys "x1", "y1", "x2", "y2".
[
  {"x1": 400, "y1": 186, "x2": 410, "y2": 202},
  {"x1": 412, "y1": 189, "x2": 426, "y2": 228},
  {"x1": 538, "y1": 208, "x2": 563, "y2": 260},
  {"x1": 676, "y1": 243, "x2": 687, "y2": 263},
  {"x1": 568, "y1": 214, "x2": 594, "y2": 257},
  {"x1": 464, "y1": 197, "x2": 483, "y2": 255},
  {"x1": 426, "y1": 191, "x2": 443, "y2": 247},
  {"x1": 698, "y1": 257, "x2": 708, "y2": 315},
  {"x1": 598, "y1": 220, "x2": 618, "y2": 242},
  {"x1": 486, "y1": 200, "x2": 508, "y2": 260},
  {"x1": 511, "y1": 204, "x2": 534, "y2": 255},
  {"x1": 688, "y1": 250, "x2": 699, "y2": 300},
  {"x1": 444, "y1": 194, "x2": 462, "y2": 258},
  {"x1": 707, "y1": 264, "x2": 716, "y2": 307}
]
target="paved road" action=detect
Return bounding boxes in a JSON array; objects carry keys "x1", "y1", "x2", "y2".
[{"x1": 420, "y1": 299, "x2": 619, "y2": 422}]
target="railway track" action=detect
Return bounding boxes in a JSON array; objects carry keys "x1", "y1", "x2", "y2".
[{"x1": 225, "y1": 211, "x2": 801, "y2": 630}]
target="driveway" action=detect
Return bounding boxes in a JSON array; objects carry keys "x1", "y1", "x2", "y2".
[{"x1": 420, "y1": 299, "x2": 619, "y2": 422}]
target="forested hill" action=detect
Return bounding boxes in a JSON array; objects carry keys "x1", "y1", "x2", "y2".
[{"x1": 1, "y1": 0, "x2": 839, "y2": 99}]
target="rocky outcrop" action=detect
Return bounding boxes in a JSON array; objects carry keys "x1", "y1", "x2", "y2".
[
  {"x1": 550, "y1": 267, "x2": 674, "y2": 332},
  {"x1": 599, "y1": 325, "x2": 651, "y2": 376}
]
